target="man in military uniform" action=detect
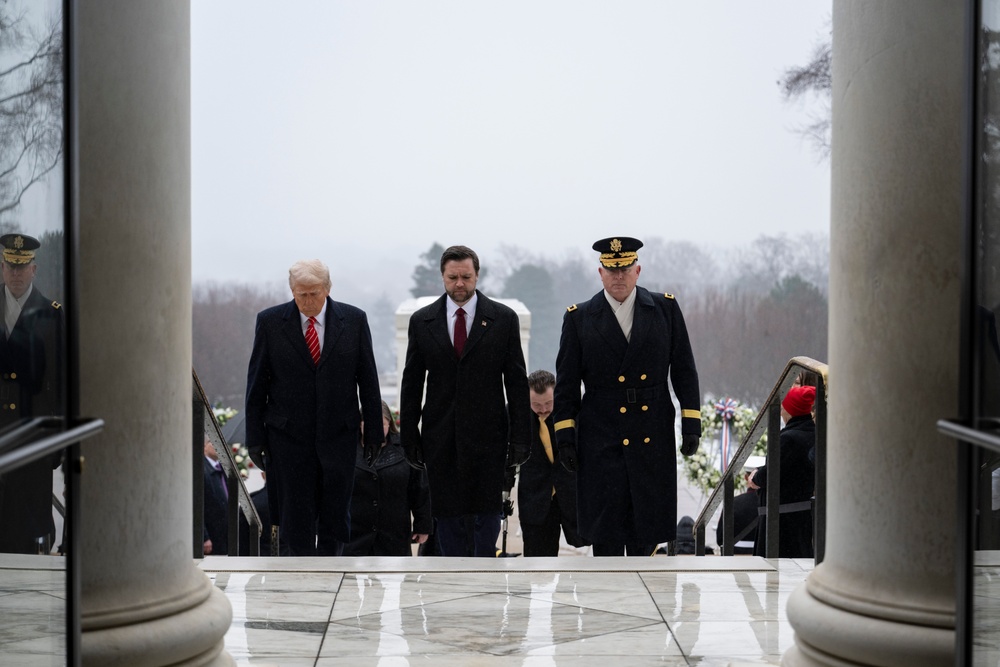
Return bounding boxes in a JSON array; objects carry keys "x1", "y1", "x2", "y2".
[
  {"x1": 553, "y1": 237, "x2": 701, "y2": 556},
  {"x1": 0, "y1": 233, "x2": 63, "y2": 553}
]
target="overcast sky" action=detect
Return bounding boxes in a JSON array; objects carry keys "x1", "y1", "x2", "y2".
[{"x1": 191, "y1": 2, "x2": 831, "y2": 300}]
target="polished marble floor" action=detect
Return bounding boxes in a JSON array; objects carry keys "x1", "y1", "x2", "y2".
[{"x1": 202, "y1": 555, "x2": 814, "y2": 666}]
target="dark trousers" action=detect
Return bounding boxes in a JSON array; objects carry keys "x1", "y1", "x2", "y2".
[
  {"x1": 436, "y1": 513, "x2": 501, "y2": 557},
  {"x1": 592, "y1": 542, "x2": 656, "y2": 557},
  {"x1": 521, "y1": 499, "x2": 563, "y2": 557}
]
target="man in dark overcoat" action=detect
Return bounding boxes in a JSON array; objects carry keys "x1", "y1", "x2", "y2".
[
  {"x1": 399, "y1": 245, "x2": 530, "y2": 556},
  {"x1": 553, "y1": 237, "x2": 701, "y2": 556},
  {"x1": 0, "y1": 233, "x2": 63, "y2": 554},
  {"x1": 245, "y1": 259, "x2": 382, "y2": 556},
  {"x1": 516, "y1": 370, "x2": 587, "y2": 556}
]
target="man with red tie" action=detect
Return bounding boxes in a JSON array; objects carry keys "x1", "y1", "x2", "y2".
[
  {"x1": 399, "y1": 245, "x2": 530, "y2": 556},
  {"x1": 245, "y1": 259, "x2": 382, "y2": 556}
]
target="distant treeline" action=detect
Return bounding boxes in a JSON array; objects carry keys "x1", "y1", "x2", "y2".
[{"x1": 194, "y1": 232, "x2": 829, "y2": 410}]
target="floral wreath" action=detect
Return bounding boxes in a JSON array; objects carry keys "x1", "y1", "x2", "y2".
[
  {"x1": 213, "y1": 405, "x2": 252, "y2": 479},
  {"x1": 679, "y1": 398, "x2": 767, "y2": 497}
]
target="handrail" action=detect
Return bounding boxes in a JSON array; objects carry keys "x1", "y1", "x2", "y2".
[
  {"x1": 0, "y1": 417, "x2": 104, "y2": 474},
  {"x1": 692, "y1": 356, "x2": 828, "y2": 560},
  {"x1": 936, "y1": 419, "x2": 1000, "y2": 456},
  {"x1": 192, "y1": 369, "x2": 262, "y2": 556}
]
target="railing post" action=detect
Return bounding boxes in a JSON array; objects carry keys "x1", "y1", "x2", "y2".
[
  {"x1": 765, "y1": 401, "x2": 781, "y2": 558},
  {"x1": 722, "y1": 472, "x2": 734, "y2": 556},
  {"x1": 192, "y1": 394, "x2": 204, "y2": 558},
  {"x1": 814, "y1": 377, "x2": 827, "y2": 563}
]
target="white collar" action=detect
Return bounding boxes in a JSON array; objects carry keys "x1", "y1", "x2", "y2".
[
  {"x1": 603, "y1": 286, "x2": 636, "y2": 312},
  {"x1": 446, "y1": 291, "x2": 478, "y2": 319},
  {"x1": 5, "y1": 283, "x2": 32, "y2": 307},
  {"x1": 300, "y1": 299, "x2": 328, "y2": 326}
]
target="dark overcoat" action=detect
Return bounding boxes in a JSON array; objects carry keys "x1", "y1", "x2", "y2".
[
  {"x1": 753, "y1": 414, "x2": 815, "y2": 558},
  {"x1": 399, "y1": 291, "x2": 530, "y2": 518},
  {"x1": 553, "y1": 286, "x2": 701, "y2": 545},
  {"x1": 516, "y1": 414, "x2": 586, "y2": 546},
  {"x1": 345, "y1": 434, "x2": 432, "y2": 557},
  {"x1": 202, "y1": 457, "x2": 229, "y2": 555},
  {"x1": 245, "y1": 297, "x2": 382, "y2": 551},
  {"x1": 0, "y1": 286, "x2": 62, "y2": 553}
]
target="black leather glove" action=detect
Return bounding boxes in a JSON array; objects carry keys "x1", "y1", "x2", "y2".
[
  {"x1": 502, "y1": 493, "x2": 514, "y2": 517},
  {"x1": 557, "y1": 442, "x2": 578, "y2": 472},
  {"x1": 248, "y1": 446, "x2": 266, "y2": 471},
  {"x1": 509, "y1": 444, "x2": 530, "y2": 467},
  {"x1": 404, "y1": 443, "x2": 426, "y2": 470},
  {"x1": 503, "y1": 464, "x2": 517, "y2": 492},
  {"x1": 364, "y1": 441, "x2": 379, "y2": 467},
  {"x1": 680, "y1": 434, "x2": 699, "y2": 457}
]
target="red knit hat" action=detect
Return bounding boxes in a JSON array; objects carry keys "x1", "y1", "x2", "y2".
[{"x1": 782, "y1": 385, "x2": 816, "y2": 417}]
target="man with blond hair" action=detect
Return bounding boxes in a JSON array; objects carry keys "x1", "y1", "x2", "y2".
[{"x1": 245, "y1": 259, "x2": 382, "y2": 556}]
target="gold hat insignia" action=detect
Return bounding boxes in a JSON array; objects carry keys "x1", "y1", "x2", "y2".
[
  {"x1": 610, "y1": 238, "x2": 622, "y2": 252},
  {"x1": 13, "y1": 236, "x2": 23, "y2": 249}
]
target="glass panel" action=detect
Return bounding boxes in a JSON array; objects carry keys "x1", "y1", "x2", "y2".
[{"x1": 0, "y1": 0, "x2": 67, "y2": 664}]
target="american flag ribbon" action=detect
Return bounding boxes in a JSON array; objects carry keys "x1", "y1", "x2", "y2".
[{"x1": 714, "y1": 397, "x2": 738, "y2": 473}]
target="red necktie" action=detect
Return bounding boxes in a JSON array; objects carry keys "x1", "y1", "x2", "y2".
[
  {"x1": 454, "y1": 307, "x2": 467, "y2": 358},
  {"x1": 306, "y1": 316, "x2": 321, "y2": 365}
]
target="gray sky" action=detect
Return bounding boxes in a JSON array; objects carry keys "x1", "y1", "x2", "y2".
[{"x1": 192, "y1": 2, "x2": 831, "y2": 300}]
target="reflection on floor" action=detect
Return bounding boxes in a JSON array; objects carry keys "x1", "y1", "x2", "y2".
[
  {"x1": 202, "y1": 555, "x2": 814, "y2": 666},
  {"x1": 0, "y1": 553, "x2": 65, "y2": 666}
]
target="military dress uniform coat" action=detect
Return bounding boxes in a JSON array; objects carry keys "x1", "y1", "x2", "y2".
[
  {"x1": 399, "y1": 291, "x2": 530, "y2": 518},
  {"x1": 0, "y1": 286, "x2": 62, "y2": 554},
  {"x1": 516, "y1": 414, "x2": 586, "y2": 547},
  {"x1": 245, "y1": 297, "x2": 382, "y2": 553},
  {"x1": 553, "y1": 286, "x2": 701, "y2": 546}
]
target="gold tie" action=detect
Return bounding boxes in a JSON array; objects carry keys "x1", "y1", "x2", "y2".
[
  {"x1": 538, "y1": 415, "x2": 554, "y2": 464},
  {"x1": 539, "y1": 416, "x2": 557, "y2": 497}
]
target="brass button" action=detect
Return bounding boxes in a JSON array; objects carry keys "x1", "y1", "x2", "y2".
[
  {"x1": 644, "y1": 437, "x2": 651, "y2": 444},
  {"x1": 640, "y1": 374, "x2": 647, "y2": 380},
  {"x1": 618, "y1": 375, "x2": 625, "y2": 383},
  {"x1": 8, "y1": 403, "x2": 14, "y2": 410},
  {"x1": 641, "y1": 405, "x2": 648, "y2": 411},
  {"x1": 620, "y1": 407, "x2": 627, "y2": 414},
  {"x1": 8, "y1": 372, "x2": 14, "y2": 379},
  {"x1": 622, "y1": 439, "x2": 630, "y2": 446}
]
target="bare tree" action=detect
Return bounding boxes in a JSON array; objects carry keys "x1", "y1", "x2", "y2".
[
  {"x1": 779, "y1": 21, "x2": 832, "y2": 160},
  {"x1": 0, "y1": 6, "x2": 63, "y2": 218}
]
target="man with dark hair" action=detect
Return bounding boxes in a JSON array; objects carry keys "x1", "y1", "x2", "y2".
[
  {"x1": 0, "y1": 233, "x2": 63, "y2": 554},
  {"x1": 400, "y1": 244, "x2": 530, "y2": 556},
  {"x1": 516, "y1": 369, "x2": 587, "y2": 556},
  {"x1": 245, "y1": 258, "x2": 383, "y2": 556},
  {"x1": 554, "y1": 236, "x2": 701, "y2": 557}
]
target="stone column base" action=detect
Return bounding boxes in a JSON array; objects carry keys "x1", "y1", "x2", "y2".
[
  {"x1": 782, "y1": 584, "x2": 953, "y2": 667},
  {"x1": 82, "y1": 574, "x2": 233, "y2": 667}
]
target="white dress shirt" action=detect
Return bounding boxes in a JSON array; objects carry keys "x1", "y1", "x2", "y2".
[
  {"x1": 604, "y1": 287, "x2": 637, "y2": 342},
  {"x1": 299, "y1": 301, "x2": 327, "y2": 355},
  {"x1": 446, "y1": 292, "x2": 478, "y2": 345}
]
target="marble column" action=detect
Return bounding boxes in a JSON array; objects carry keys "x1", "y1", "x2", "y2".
[
  {"x1": 76, "y1": 2, "x2": 232, "y2": 665},
  {"x1": 783, "y1": 1, "x2": 963, "y2": 665}
]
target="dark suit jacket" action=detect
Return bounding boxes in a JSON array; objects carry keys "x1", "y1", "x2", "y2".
[
  {"x1": 399, "y1": 291, "x2": 530, "y2": 517},
  {"x1": 245, "y1": 296, "x2": 382, "y2": 545},
  {"x1": 516, "y1": 414, "x2": 585, "y2": 546},
  {"x1": 0, "y1": 285, "x2": 62, "y2": 553},
  {"x1": 553, "y1": 286, "x2": 701, "y2": 545}
]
